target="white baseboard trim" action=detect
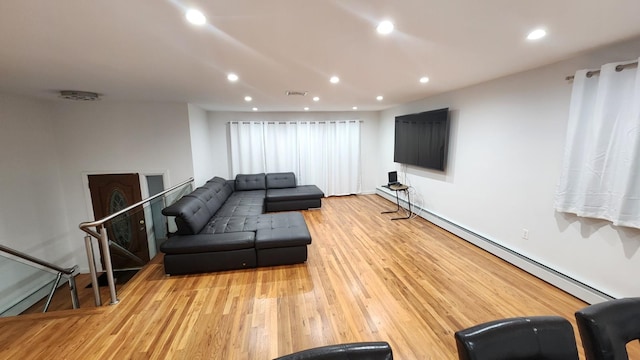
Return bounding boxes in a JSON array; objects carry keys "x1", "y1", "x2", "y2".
[{"x1": 375, "y1": 187, "x2": 612, "y2": 305}]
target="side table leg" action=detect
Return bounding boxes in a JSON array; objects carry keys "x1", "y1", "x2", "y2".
[
  {"x1": 391, "y1": 189, "x2": 411, "y2": 220},
  {"x1": 381, "y1": 189, "x2": 401, "y2": 214}
]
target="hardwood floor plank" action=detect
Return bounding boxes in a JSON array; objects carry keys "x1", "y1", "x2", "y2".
[{"x1": 3, "y1": 194, "x2": 636, "y2": 359}]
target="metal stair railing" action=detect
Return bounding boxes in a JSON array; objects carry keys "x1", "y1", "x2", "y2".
[
  {"x1": 79, "y1": 177, "x2": 194, "y2": 306},
  {"x1": 0, "y1": 244, "x2": 79, "y2": 312}
]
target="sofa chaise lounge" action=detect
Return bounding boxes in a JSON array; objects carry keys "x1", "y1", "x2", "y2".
[{"x1": 160, "y1": 172, "x2": 323, "y2": 275}]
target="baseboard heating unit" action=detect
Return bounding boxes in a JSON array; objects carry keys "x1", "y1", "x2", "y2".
[{"x1": 375, "y1": 187, "x2": 613, "y2": 305}]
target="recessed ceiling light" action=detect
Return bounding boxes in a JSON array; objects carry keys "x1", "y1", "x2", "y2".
[
  {"x1": 419, "y1": 76, "x2": 430, "y2": 84},
  {"x1": 376, "y1": 95, "x2": 384, "y2": 101},
  {"x1": 304, "y1": 107, "x2": 310, "y2": 111},
  {"x1": 185, "y1": 9, "x2": 206, "y2": 26},
  {"x1": 313, "y1": 96, "x2": 320, "y2": 102},
  {"x1": 227, "y1": 73, "x2": 239, "y2": 82},
  {"x1": 377, "y1": 20, "x2": 394, "y2": 35},
  {"x1": 252, "y1": 107, "x2": 258, "y2": 111},
  {"x1": 244, "y1": 96, "x2": 252, "y2": 102},
  {"x1": 527, "y1": 28, "x2": 547, "y2": 40},
  {"x1": 352, "y1": 106, "x2": 358, "y2": 110},
  {"x1": 330, "y1": 76, "x2": 340, "y2": 84}
]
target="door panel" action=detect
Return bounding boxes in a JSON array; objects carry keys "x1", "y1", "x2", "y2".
[{"x1": 88, "y1": 173, "x2": 150, "y2": 269}]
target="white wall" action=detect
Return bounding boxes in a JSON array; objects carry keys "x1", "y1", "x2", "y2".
[
  {"x1": 50, "y1": 100, "x2": 194, "y2": 271},
  {"x1": 0, "y1": 94, "x2": 73, "y2": 262},
  {"x1": 379, "y1": 37, "x2": 640, "y2": 298},
  {"x1": 188, "y1": 104, "x2": 215, "y2": 186},
  {"x1": 207, "y1": 111, "x2": 381, "y2": 191},
  {"x1": 0, "y1": 94, "x2": 74, "y2": 312}
]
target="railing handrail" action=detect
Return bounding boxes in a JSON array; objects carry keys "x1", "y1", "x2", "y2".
[
  {"x1": 79, "y1": 176, "x2": 194, "y2": 306},
  {"x1": 0, "y1": 243, "x2": 76, "y2": 275},
  {"x1": 79, "y1": 177, "x2": 194, "y2": 233}
]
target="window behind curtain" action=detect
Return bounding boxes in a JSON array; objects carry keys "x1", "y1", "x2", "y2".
[
  {"x1": 555, "y1": 58, "x2": 640, "y2": 229},
  {"x1": 228, "y1": 120, "x2": 361, "y2": 196}
]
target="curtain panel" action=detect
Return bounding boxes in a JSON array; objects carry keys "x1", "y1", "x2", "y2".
[
  {"x1": 228, "y1": 120, "x2": 362, "y2": 196},
  {"x1": 555, "y1": 58, "x2": 640, "y2": 229}
]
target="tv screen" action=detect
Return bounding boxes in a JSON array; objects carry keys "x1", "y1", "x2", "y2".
[{"x1": 393, "y1": 108, "x2": 450, "y2": 171}]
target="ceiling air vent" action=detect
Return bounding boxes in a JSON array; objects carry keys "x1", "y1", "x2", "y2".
[
  {"x1": 59, "y1": 90, "x2": 101, "y2": 101},
  {"x1": 285, "y1": 90, "x2": 308, "y2": 96}
]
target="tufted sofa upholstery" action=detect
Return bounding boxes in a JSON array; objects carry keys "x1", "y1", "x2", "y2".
[
  {"x1": 265, "y1": 172, "x2": 324, "y2": 211},
  {"x1": 160, "y1": 173, "x2": 322, "y2": 275},
  {"x1": 575, "y1": 297, "x2": 640, "y2": 360},
  {"x1": 454, "y1": 316, "x2": 579, "y2": 360}
]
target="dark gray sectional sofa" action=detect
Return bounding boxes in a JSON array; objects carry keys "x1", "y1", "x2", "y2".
[{"x1": 160, "y1": 172, "x2": 324, "y2": 275}]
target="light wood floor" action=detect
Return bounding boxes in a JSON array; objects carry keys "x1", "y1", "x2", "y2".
[{"x1": 2, "y1": 194, "x2": 636, "y2": 359}]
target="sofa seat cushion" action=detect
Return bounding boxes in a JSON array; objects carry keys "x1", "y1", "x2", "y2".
[
  {"x1": 201, "y1": 212, "x2": 309, "y2": 234},
  {"x1": 255, "y1": 227, "x2": 311, "y2": 249},
  {"x1": 160, "y1": 232, "x2": 255, "y2": 255},
  {"x1": 266, "y1": 185, "x2": 324, "y2": 202},
  {"x1": 215, "y1": 191, "x2": 265, "y2": 217},
  {"x1": 228, "y1": 189, "x2": 266, "y2": 200}
]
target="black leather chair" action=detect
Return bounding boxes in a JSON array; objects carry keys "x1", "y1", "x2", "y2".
[
  {"x1": 454, "y1": 316, "x2": 579, "y2": 360},
  {"x1": 575, "y1": 297, "x2": 640, "y2": 360},
  {"x1": 273, "y1": 342, "x2": 393, "y2": 360}
]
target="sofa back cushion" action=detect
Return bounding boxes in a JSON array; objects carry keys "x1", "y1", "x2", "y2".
[
  {"x1": 186, "y1": 189, "x2": 220, "y2": 217},
  {"x1": 235, "y1": 173, "x2": 266, "y2": 191},
  {"x1": 266, "y1": 172, "x2": 297, "y2": 189},
  {"x1": 204, "y1": 176, "x2": 227, "y2": 186},
  {"x1": 162, "y1": 196, "x2": 212, "y2": 235},
  {"x1": 202, "y1": 177, "x2": 234, "y2": 213}
]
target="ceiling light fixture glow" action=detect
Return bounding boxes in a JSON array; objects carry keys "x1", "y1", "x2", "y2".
[
  {"x1": 304, "y1": 107, "x2": 310, "y2": 111},
  {"x1": 186, "y1": 9, "x2": 206, "y2": 25},
  {"x1": 227, "y1": 73, "x2": 239, "y2": 82},
  {"x1": 377, "y1": 20, "x2": 394, "y2": 35},
  {"x1": 313, "y1": 96, "x2": 320, "y2": 102},
  {"x1": 527, "y1": 28, "x2": 547, "y2": 40},
  {"x1": 330, "y1": 76, "x2": 340, "y2": 84},
  {"x1": 352, "y1": 106, "x2": 358, "y2": 110},
  {"x1": 376, "y1": 95, "x2": 384, "y2": 101},
  {"x1": 419, "y1": 76, "x2": 430, "y2": 84},
  {"x1": 252, "y1": 107, "x2": 258, "y2": 111},
  {"x1": 244, "y1": 96, "x2": 252, "y2": 102}
]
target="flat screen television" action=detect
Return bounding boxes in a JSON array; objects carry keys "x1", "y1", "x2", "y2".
[{"x1": 393, "y1": 107, "x2": 450, "y2": 171}]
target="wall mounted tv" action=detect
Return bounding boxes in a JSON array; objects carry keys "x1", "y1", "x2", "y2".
[{"x1": 393, "y1": 107, "x2": 450, "y2": 171}]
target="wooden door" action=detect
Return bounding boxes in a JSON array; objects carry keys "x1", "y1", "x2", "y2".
[{"x1": 88, "y1": 173, "x2": 150, "y2": 269}]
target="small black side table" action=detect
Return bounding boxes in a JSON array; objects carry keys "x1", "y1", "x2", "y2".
[{"x1": 381, "y1": 184, "x2": 411, "y2": 220}]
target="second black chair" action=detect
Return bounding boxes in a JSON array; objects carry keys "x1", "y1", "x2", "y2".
[
  {"x1": 575, "y1": 297, "x2": 640, "y2": 360},
  {"x1": 454, "y1": 316, "x2": 579, "y2": 360}
]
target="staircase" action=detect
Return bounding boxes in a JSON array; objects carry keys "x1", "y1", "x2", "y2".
[{"x1": 0, "y1": 245, "x2": 78, "y2": 317}]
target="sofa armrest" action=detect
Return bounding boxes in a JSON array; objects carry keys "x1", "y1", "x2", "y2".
[{"x1": 160, "y1": 232, "x2": 255, "y2": 254}]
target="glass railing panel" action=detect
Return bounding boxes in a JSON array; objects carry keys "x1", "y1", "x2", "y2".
[
  {"x1": 86, "y1": 181, "x2": 193, "y2": 287},
  {"x1": 80, "y1": 178, "x2": 193, "y2": 305},
  {"x1": 0, "y1": 252, "x2": 59, "y2": 317}
]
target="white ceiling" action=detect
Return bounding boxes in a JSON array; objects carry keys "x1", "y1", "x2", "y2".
[{"x1": 1, "y1": 1, "x2": 640, "y2": 112}]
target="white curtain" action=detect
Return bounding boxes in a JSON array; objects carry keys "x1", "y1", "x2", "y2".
[
  {"x1": 229, "y1": 122, "x2": 266, "y2": 174},
  {"x1": 555, "y1": 58, "x2": 640, "y2": 229},
  {"x1": 228, "y1": 120, "x2": 362, "y2": 196}
]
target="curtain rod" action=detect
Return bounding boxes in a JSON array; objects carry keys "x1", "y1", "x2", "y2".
[
  {"x1": 226, "y1": 120, "x2": 363, "y2": 124},
  {"x1": 565, "y1": 61, "x2": 638, "y2": 81}
]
